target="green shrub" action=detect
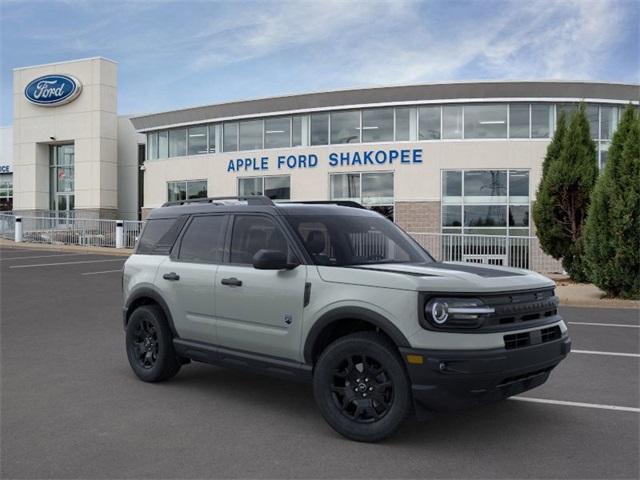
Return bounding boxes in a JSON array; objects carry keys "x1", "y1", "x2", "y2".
[
  {"x1": 584, "y1": 106, "x2": 640, "y2": 298},
  {"x1": 533, "y1": 105, "x2": 598, "y2": 281}
]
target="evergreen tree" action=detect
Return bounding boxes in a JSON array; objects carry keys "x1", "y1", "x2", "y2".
[
  {"x1": 533, "y1": 104, "x2": 598, "y2": 281},
  {"x1": 584, "y1": 106, "x2": 640, "y2": 298},
  {"x1": 533, "y1": 112, "x2": 567, "y2": 259}
]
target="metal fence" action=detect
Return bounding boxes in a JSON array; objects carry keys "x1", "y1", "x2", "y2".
[
  {"x1": 123, "y1": 220, "x2": 144, "y2": 249},
  {"x1": 1, "y1": 214, "x2": 564, "y2": 273},
  {"x1": 1, "y1": 215, "x2": 144, "y2": 249},
  {"x1": 409, "y1": 232, "x2": 563, "y2": 273},
  {"x1": 0, "y1": 213, "x2": 15, "y2": 240}
]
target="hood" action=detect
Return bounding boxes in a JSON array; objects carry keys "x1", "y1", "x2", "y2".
[{"x1": 316, "y1": 261, "x2": 555, "y2": 293}]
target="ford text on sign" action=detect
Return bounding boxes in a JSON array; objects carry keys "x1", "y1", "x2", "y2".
[{"x1": 24, "y1": 75, "x2": 82, "y2": 106}]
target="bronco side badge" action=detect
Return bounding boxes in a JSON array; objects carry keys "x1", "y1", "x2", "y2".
[{"x1": 284, "y1": 314, "x2": 293, "y2": 325}]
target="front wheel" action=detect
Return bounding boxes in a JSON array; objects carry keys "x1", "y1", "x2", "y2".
[{"x1": 313, "y1": 332, "x2": 412, "y2": 442}]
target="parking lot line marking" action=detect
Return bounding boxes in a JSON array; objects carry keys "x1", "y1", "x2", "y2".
[
  {"x1": 10, "y1": 259, "x2": 125, "y2": 269},
  {"x1": 1, "y1": 253, "x2": 87, "y2": 261},
  {"x1": 568, "y1": 321, "x2": 640, "y2": 328},
  {"x1": 512, "y1": 397, "x2": 640, "y2": 413},
  {"x1": 572, "y1": 349, "x2": 640, "y2": 358},
  {"x1": 82, "y1": 269, "x2": 122, "y2": 275}
]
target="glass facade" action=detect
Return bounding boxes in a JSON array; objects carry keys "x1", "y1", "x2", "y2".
[
  {"x1": 419, "y1": 106, "x2": 440, "y2": 140},
  {"x1": 442, "y1": 169, "x2": 530, "y2": 236},
  {"x1": 330, "y1": 110, "x2": 360, "y2": 144},
  {"x1": 464, "y1": 104, "x2": 507, "y2": 139},
  {"x1": 362, "y1": 108, "x2": 394, "y2": 143},
  {"x1": 238, "y1": 175, "x2": 290, "y2": 200},
  {"x1": 49, "y1": 144, "x2": 75, "y2": 217},
  {"x1": 0, "y1": 173, "x2": 12, "y2": 211},
  {"x1": 330, "y1": 172, "x2": 394, "y2": 220},
  {"x1": 167, "y1": 180, "x2": 207, "y2": 202},
  {"x1": 143, "y1": 103, "x2": 624, "y2": 168}
]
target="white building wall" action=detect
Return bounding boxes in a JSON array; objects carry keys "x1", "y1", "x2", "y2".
[
  {"x1": 12, "y1": 57, "x2": 118, "y2": 216},
  {"x1": 142, "y1": 140, "x2": 550, "y2": 209},
  {"x1": 117, "y1": 116, "x2": 144, "y2": 220}
]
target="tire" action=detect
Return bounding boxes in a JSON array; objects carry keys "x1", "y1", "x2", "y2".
[
  {"x1": 125, "y1": 304, "x2": 181, "y2": 382},
  {"x1": 313, "y1": 331, "x2": 412, "y2": 442}
]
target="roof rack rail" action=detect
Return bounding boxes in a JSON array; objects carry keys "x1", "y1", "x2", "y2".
[
  {"x1": 161, "y1": 195, "x2": 274, "y2": 207},
  {"x1": 280, "y1": 200, "x2": 366, "y2": 209}
]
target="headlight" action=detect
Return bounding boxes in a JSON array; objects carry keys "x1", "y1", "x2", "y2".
[{"x1": 425, "y1": 298, "x2": 495, "y2": 327}]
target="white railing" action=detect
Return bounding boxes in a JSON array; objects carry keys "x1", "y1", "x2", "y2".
[
  {"x1": 0, "y1": 213, "x2": 15, "y2": 240},
  {"x1": 2, "y1": 215, "x2": 563, "y2": 273},
  {"x1": 408, "y1": 232, "x2": 563, "y2": 273},
  {"x1": 123, "y1": 220, "x2": 144, "y2": 249},
  {"x1": 6, "y1": 215, "x2": 145, "y2": 249}
]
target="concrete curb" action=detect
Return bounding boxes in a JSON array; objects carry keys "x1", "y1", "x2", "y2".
[{"x1": 0, "y1": 239, "x2": 132, "y2": 257}]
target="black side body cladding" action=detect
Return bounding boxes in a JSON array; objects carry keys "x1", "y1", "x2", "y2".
[
  {"x1": 303, "y1": 306, "x2": 411, "y2": 364},
  {"x1": 123, "y1": 287, "x2": 179, "y2": 338},
  {"x1": 173, "y1": 339, "x2": 312, "y2": 382}
]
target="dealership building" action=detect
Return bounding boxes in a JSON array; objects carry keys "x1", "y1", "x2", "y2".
[{"x1": 5, "y1": 57, "x2": 638, "y2": 242}]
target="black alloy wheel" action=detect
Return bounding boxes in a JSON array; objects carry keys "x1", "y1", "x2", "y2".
[
  {"x1": 330, "y1": 354, "x2": 394, "y2": 423},
  {"x1": 313, "y1": 331, "x2": 412, "y2": 442},
  {"x1": 131, "y1": 319, "x2": 159, "y2": 369},
  {"x1": 125, "y1": 304, "x2": 181, "y2": 382}
]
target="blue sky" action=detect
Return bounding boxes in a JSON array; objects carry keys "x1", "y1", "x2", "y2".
[{"x1": 1, "y1": 0, "x2": 638, "y2": 126}]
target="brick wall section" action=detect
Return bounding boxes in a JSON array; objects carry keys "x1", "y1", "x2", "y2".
[{"x1": 394, "y1": 201, "x2": 441, "y2": 233}]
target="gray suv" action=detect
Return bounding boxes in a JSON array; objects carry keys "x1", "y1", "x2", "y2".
[{"x1": 122, "y1": 196, "x2": 570, "y2": 442}]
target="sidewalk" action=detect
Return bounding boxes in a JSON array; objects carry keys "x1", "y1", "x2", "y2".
[
  {"x1": 550, "y1": 275, "x2": 640, "y2": 310},
  {"x1": 0, "y1": 238, "x2": 132, "y2": 256}
]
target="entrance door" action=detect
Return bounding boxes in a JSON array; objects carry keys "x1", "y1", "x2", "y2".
[
  {"x1": 215, "y1": 214, "x2": 307, "y2": 361},
  {"x1": 50, "y1": 144, "x2": 75, "y2": 222}
]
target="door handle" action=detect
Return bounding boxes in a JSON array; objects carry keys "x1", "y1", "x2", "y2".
[
  {"x1": 163, "y1": 272, "x2": 180, "y2": 281},
  {"x1": 221, "y1": 277, "x2": 242, "y2": 287}
]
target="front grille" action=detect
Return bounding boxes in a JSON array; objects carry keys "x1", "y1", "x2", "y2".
[{"x1": 504, "y1": 325, "x2": 562, "y2": 350}]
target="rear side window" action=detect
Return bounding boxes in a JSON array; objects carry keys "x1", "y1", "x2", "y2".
[
  {"x1": 136, "y1": 217, "x2": 186, "y2": 255},
  {"x1": 178, "y1": 215, "x2": 226, "y2": 263}
]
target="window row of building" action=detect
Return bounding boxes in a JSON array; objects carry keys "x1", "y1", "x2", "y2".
[
  {"x1": 146, "y1": 103, "x2": 624, "y2": 161},
  {"x1": 0, "y1": 173, "x2": 12, "y2": 211},
  {"x1": 166, "y1": 169, "x2": 532, "y2": 236}
]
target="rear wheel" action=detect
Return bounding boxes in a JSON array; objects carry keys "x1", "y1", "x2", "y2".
[
  {"x1": 313, "y1": 332, "x2": 412, "y2": 442},
  {"x1": 126, "y1": 305, "x2": 181, "y2": 382}
]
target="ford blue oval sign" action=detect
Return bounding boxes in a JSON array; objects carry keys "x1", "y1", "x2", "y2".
[{"x1": 24, "y1": 74, "x2": 82, "y2": 106}]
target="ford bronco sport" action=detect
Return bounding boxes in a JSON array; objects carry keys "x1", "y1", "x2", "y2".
[{"x1": 122, "y1": 196, "x2": 571, "y2": 442}]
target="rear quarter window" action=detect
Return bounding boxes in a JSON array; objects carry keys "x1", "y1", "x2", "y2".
[{"x1": 136, "y1": 217, "x2": 186, "y2": 255}]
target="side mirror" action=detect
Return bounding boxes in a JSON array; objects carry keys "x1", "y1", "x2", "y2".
[{"x1": 252, "y1": 249, "x2": 298, "y2": 270}]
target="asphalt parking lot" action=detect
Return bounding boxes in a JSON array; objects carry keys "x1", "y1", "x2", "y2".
[{"x1": 1, "y1": 245, "x2": 638, "y2": 479}]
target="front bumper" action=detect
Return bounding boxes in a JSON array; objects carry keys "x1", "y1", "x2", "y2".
[{"x1": 399, "y1": 334, "x2": 571, "y2": 415}]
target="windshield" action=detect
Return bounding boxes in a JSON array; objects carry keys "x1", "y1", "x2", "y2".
[{"x1": 285, "y1": 213, "x2": 434, "y2": 266}]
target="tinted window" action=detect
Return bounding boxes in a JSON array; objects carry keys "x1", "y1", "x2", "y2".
[
  {"x1": 531, "y1": 104, "x2": 552, "y2": 138},
  {"x1": 188, "y1": 126, "x2": 207, "y2": 155},
  {"x1": 310, "y1": 113, "x2": 329, "y2": 145},
  {"x1": 169, "y1": 128, "x2": 187, "y2": 157},
  {"x1": 264, "y1": 176, "x2": 290, "y2": 200},
  {"x1": 239, "y1": 120, "x2": 263, "y2": 150},
  {"x1": 265, "y1": 117, "x2": 291, "y2": 149},
  {"x1": 509, "y1": 104, "x2": 529, "y2": 138},
  {"x1": 395, "y1": 107, "x2": 411, "y2": 141},
  {"x1": 286, "y1": 214, "x2": 432, "y2": 266},
  {"x1": 330, "y1": 111, "x2": 360, "y2": 144},
  {"x1": 442, "y1": 106, "x2": 463, "y2": 139},
  {"x1": 223, "y1": 122, "x2": 238, "y2": 152},
  {"x1": 362, "y1": 108, "x2": 393, "y2": 142},
  {"x1": 137, "y1": 218, "x2": 184, "y2": 255},
  {"x1": 178, "y1": 215, "x2": 226, "y2": 263},
  {"x1": 464, "y1": 104, "x2": 507, "y2": 139},
  {"x1": 230, "y1": 216, "x2": 290, "y2": 264},
  {"x1": 419, "y1": 106, "x2": 440, "y2": 140}
]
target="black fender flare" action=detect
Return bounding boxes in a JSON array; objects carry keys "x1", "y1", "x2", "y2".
[
  {"x1": 124, "y1": 287, "x2": 179, "y2": 337},
  {"x1": 303, "y1": 306, "x2": 411, "y2": 364}
]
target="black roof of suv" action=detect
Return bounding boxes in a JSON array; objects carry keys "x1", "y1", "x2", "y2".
[{"x1": 147, "y1": 196, "x2": 376, "y2": 220}]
